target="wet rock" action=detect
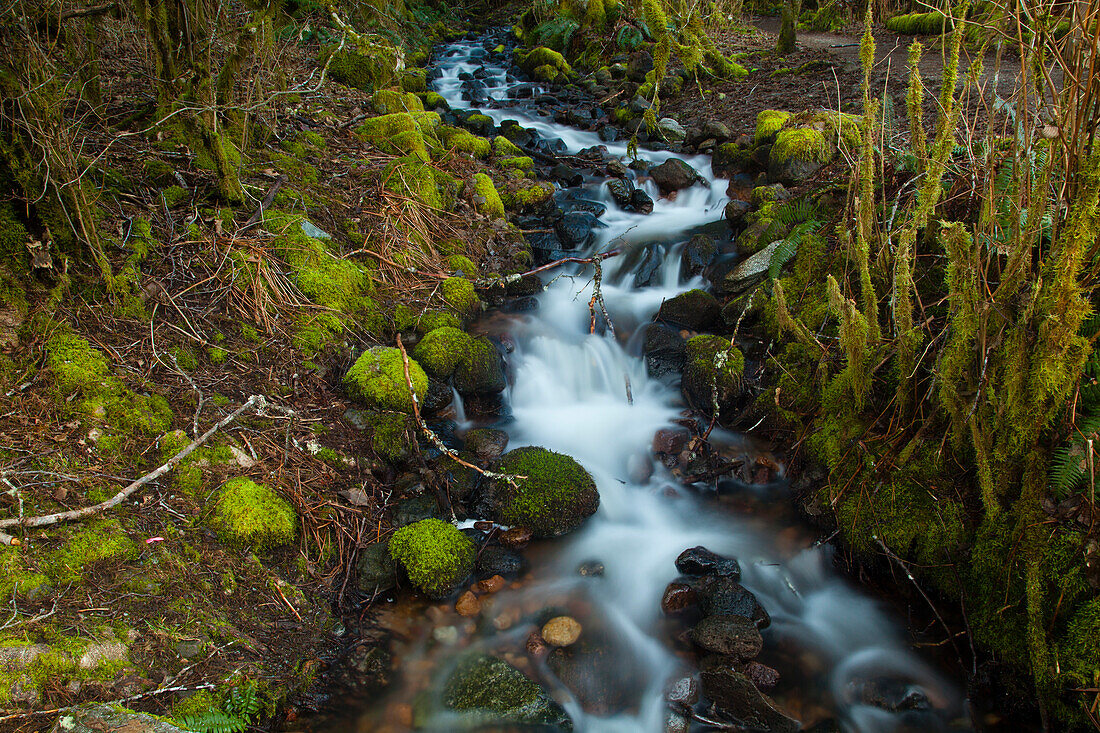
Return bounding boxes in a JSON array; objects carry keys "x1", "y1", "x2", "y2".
[
  {"x1": 577, "y1": 560, "x2": 605, "y2": 576},
  {"x1": 724, "y1": 199, "x2": 752, "y2": 231},
  {"x1": 745, "y1": 660, "x2": 780, "y2": 690},
  {"x1": 422, "y1": 653, "x2": 573, "y2": 730},
  {"x1": 666, "y1": 675, "x2": 700, "y2": 706},
  {"x1": 551, "y1": 163, "x2": 584, "y2": 187},
  {"x1": 542, "y1": 616, "x2": 582, "y2": 647},
  {"x1": 681, "y1": 335, "x2": 744, "y2": 414},
  {"x1": 656, "y1": 288, "x2": 720, "y2": 331},
  {"x1": 606, "y1": 178, "x2": 633, "y2": 207},
  {"x1": 475, "y1": 545, "x2": 528, "y2": 579},
  {"x1": 456, "y1": 590, "x2": 481, "y2": 616},
  {"x1": 392, "y1": 493, "x2": 439, "y2": 527},
  {"x1": 644, "y1": 324, "x2": 686, "y2": 379},
  {"x1": 627, "y1": 452, "x2": 654, "y2": 483},
  {"x1": 721, "y1": 290, "x2": 763, "y2": 330},
  {"x1": 555, "y1": 210, "x2": 600, "y2": 250},
  {"x1": 845, "y1": 676, "x2": 933, "y2": 712},
  {"x1": 499, "y1": 526, "x2": 533, "y2": 548},
  {"x1": 699, "y1": 663, "x2": 800, "y2": 732},
  {"x1": 630, "y1": 188, "x2": 654, "y2": 214},
  {"x1": 464, "y1": 428, "x2": 509, "y2": 462},
  {"x1": 675, "y1": 546, "x2": 741, "y2": 579},
  {"x1": 702, "y1": 120, "x2": 732, "y2": 142},
  {"x1": 334, "y1": 639, "x2": 394, "y2": 693},
  {"x1": 720, "y1": 239, "x2": 783, "y2": 296},
  {"x1": 547, "y1": 637, "x2": 644, "y2": 715},
  {"x1": 680, "y1": 234, "x2": 717, "y2": 279},
  {"x1": 505, "y1": 273, "x2": 544, "y2": 297},
  {"x1": 485, "y1": 447, "x2": 600, "y2": 537},
  {"x1": 606, "y1": 158, "x2": 628, "y2": 178},
  {"x1": 357, "y1": 542, "x2": 397, "y2": 592},
  {"x1": 477, "y1": 574, "x2": 506, "y2": 593},
  {"x1": 653, "y1": 427, "x2": 692, "y2": 455},
  {"x1": 657, "y1": 117, "x2": 686, "y2": 141},
  {"x1": 598, "y1": 125, "x2": 619, "y2": 142},
  {"x1": 650, "y1": 158, "x2": 704, "y2": 194},
  {"x1": 51, "y1": 705, "x2": 193, "y2": 733},
  {"x1": 712, "y1": 142, "x2": 745, "y2": 179},
  {"x1": 632, "y1": 242, "x2": 664, "y2": 288},
  {"x1": 665, "y1": 710, "x2": 691, "y2": 733},
  {"x1": 661, "y1": 581, "x2": 697, "y2": 614},
  {"x1": 627, "y1": 51, "x2": 654, "y2": 82},
  {"x1": 696, "y1": 576, "x2": 771, "y2": 629},
  {"x1": 691, "y1": 614, "x2": 763, "y2": 659}
]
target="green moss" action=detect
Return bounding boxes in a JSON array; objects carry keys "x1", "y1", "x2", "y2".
[
  {"x1": 396, "y1": 306, "x2": 463, "y2": 334},
  {"x1": 492, "y1": 136, "x2": 524, "y2": 157},
  {"x1": 388, "y1": 518, "x2": 475, "y2": 596},
  {"x1": 0, "y1": 547, "x2": 50, "y2": 599},
  {"x1": 168, "y1": 346, "x2": 197, "y2": 372},
  {"x1": 46, "y1": 520, "x2": 139, "y2": 584},
  {"x1": 344, "y1": 346, "x2": 428, "y2": 413},
  {"x1": 885, "y1": 11, "x2": 950, "y2": 35},
  {"x1": 400, "y1": 68, "x2": 428, "y2": 92},
  {"x1": 455, "y1": 336, "x2": 505, "y2": 395},
  {"x1": 356, "y1": 112, "x2": 441, "y2": 162},
  {"x1": 413, "y1": 326, "x2": 473, "y2": 378},
  {"x1": 370, "y1": 411, "x2": 415, "y2": 460},
  {"x1": 754, "y1": 110, "x2": 791, "y2": 145},
  {"x1": 502, "y1": 181, "x2": 554, "y2": 212},
  {"x1": 516, "y1": 47, "x2": 573, "y2": 77},
  {"x1": 162, "y1": 186, "x2": 190, "y2": 208},
  {"x1": 464, "y1": 114, "x2": 493, "y2": 135},
  {"x1": 420, "y1": 92, "x2": 449, "y2": 111},
  {"x1": 472, "y1": 173, "x2": 505, "y2": 218},
  {"x1": 440, "y1": 126, "x2": 493, "y2": 159},
  {"x1": 383, "y1": 156, "x2": 458, "y2": 211},
  {"x1": 441, "y1": 276, "x2": 482, "y2": 320},
  {"x1": 326, "y1": 43, "x2": 404, "y2": 91},
  {"x1": 500, "y1": 156, "x2": 534, "y2": 172},
  {"x1": 372, "y1": 89, "x2": 425, "y2": 115},
  {"x1": 770, "y1": 127, "x2": 832, "y2": 165},
  {"x1": 209, "y1": 478, "x2": 297, "y2": 550},
  {"x1": 685, "y1": 335, "x2": 745, "y2": 396},
  {"x1": 208, "y1": 346, "x2": 228, "y2": 364},
  {"x1": 494, "y1": 447, "x2": 599, "y2": 537}
]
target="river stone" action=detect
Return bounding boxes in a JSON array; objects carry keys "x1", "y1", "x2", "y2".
[
  {"x1": 675, "y1": 546, "x2": 741, "y2": 578},
  {"x1": 455, "y1": 336, "x2": 506, "y2": 396},
  {"x1": 656, "y1": 289, "x2": 720, "y2": 331},
  {"x1": 699, "y1": 662, "x2": 800, "y2": 732},
  {"x1": 475, "y1": 544, "x2": 528, "y2": 579},
  {"x1": 51, "y1": 705, "x2": 193, "y2": 733},
  {"x1": 551, "y1": 164, "x2": 583, "y2": 187},
  {"x1": 657, "y1": 117, "x2": 686, "y2": 141},
  {"x1": 357, "y1": 541, "x2": 397, "y2": 592},
  {"x1": 334, "y1": 639, "x2": 394, "y2": 693},
  {"x1": 464, "y1": 428, "x2": 509, "y2": 462},
  {"x1": 650, "y1": 158, "x2": 704, "y2": 194},
  {"x1": 745, "y1": 660, "x2": 780, "y2": 690},
  {"x1": 541, "y1": 616, "x2": 582, "y2": 647},
  {"x1": 691, "y1": 614, "x2": 763, "y2": 659},
  {"x1": 712, "y1": 142, "x2": 745, "y2": 179},
  {"x1": 555, "y1": 211, "x2": 599, "y2": 250},
  {"x1": 547, "y1": 638, "x2": 644, "y2": 715},
  {"x1": 630, "y1": 188, "x2": 655, "y2": 214},
  {"x1": 724, "y1": 199, "x2": 752, "y2": 231},
  {"x1": 665, "y1": 711, "x2": 691, "y2": 733},
  {"x1": 666, "y1": 675, "x2": 700, "y2": 706},
  {"x1": 696, "y1": 576, "x2": 771, "y2": 629},
  {"x1": 661, "y1": 581, "x2": 697, "y2": 614},
  {"x1": 720, "y1": 240, "x2": 783, "y2": 296},
  {"x1": 644, "y1": 324, "x2": 686, "y2": 379},
  {"x1": 607, "y1": 178, "x2": 633, "y2": 207},
  {"x1": 680, "y1": 234, "x2": 717, "y2": 279},
  {"x1": 486, "y1": 447, "x2": 599, "y2": 538},
  {"x1": 632, "y1": 242, "x2": 664, "y2": 288},
  {"x1": 423, "y1": 653, "x2": 573, "y2": 730}
]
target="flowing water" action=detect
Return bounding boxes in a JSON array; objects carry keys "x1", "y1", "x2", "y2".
[{"x1": 345, "y1": 31, "x2": 970, "y2": 733}]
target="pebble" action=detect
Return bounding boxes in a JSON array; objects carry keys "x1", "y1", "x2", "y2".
[
  {"x1": 431, "y1": 626, "x2": 458, "y2": 644},
  {"x1": 476, "y1": 574, "x2": 506, "y2": 594},
  {"x1": 455, "y1": 591, "x2": 481, "y2": 617},
  {"x1": 525, "y1": 632, "x2": 549, "y2": 658},
  {"x1": 661, "y1": 581, "x2": 697, "y2": 614},
  {"x1": 541, "y1": 616, "x2": 582, "y2": 647},
  {"x1": 745, "y1": 660, "x2": 780, "y2": 690},
  {"x1": 577, "y1": 560, "x2": 605, "y2": 577}
]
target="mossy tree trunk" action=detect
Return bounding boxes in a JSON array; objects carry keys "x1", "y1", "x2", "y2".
[{"x1": 777, "y1": 0, "x2": 801, "y2": 54}]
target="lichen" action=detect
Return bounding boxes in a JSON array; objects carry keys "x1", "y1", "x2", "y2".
[
  {"x1": 344, "y1": 346, "x2": 428, "y2": 413},
  {"x1": 412, "y1": 326, "x2": 472, "y2": 378},
  {"x1": 388, "y1": 518, "x2": 475, "y2": 596},
  {"x1": 494, "y1": 446, "x2": 599, "y2": 537},
  {"x1": 209, "y1": 478, "x2": 297, "y2": 550}
]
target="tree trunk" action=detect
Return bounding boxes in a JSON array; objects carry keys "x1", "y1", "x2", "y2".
[{"x1": 777, "y1": 0, "x2": 801, "y2": 54}]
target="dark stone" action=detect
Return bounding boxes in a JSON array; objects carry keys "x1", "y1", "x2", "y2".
[
  {"x1": 666, "y1": 675, "x2": 699, "y2": 706},
  {"x1": 455, "y1": 337, "x2": 507, "y2": 396},
  {"x1": 652, "y1": 427, "x2": 691, "y2": 455},
  {"x1": 661, "y1": 581, "x2": 697, "y2": 615},
  {"x1": 691, "y1": 614, "x2": 763, "y2": 659},
  {"x1": 745, "y1": 661, "x2": 780, "y2": 690},
  {"x1": 656, "y1": 289, "x2": 720, "y2": 331},
  {"x1": 606, "y1": 178, "x2": 633, "y2": 207},
  {"x1": 392, "y1": 493, "x2": 439, "y2": 527},
  {"x1": 555, "y1": 211, "x2": 600, "y2": 250},
  {"x1": 475, "y1": 544, "x2": 528, "y2": 579},
  {"x1": 547, "y1": 637, "x2": 644, "y2": 715},
  {"x1": 726, "y1": 173, "x2": 755, "y2": 201},
  {"x1": 551, "y1": 164, "x2": 584, "y2": 187},
  {"x1": 632, "y1": 242, "x2": 664, "y2": 288},
  {"x1": 699, "y1": 663, "x2": 800, "y2": 732},
  {"x1": 696, "y1": 577, "x2": 770, "y2": 629},
  {"x1": 505, "y1": 274, "x2": 544, "y2": 297},
  {"x1": 712, "y1": 142, "x2": 745, "y2": 179},
  {"x1": 675, "y1": 546, "x2": 741, "y2": 579},
  {"x1": 626, "y1": 51, "x2": 654, "y2": 82},
  {"x1": 334, "y1": 640, "x2": 394, "y2": 694},
  {"x1": 630, "y1": 188, "x2": 654, "y2": 214},
  {"x1": 598, "y1": 125, "x2": 619, "y2": 142},
  {"x1": 846, "y1": 676, "x2": 933, "y2": 712},
  {"x1": 649, "y1": 158, "x2": 704, "y2": 194},
  {"x1": 357, "y1": 542, "x2": 397, "y2": 592},
  {"x1": 500, "y1": 120, "x2": 534, "y2": 147},
  {"x1": 680, "y1": 234, "x2": 716, "y2": 279},
  {"x1": 423, "y1": 377, "x2": 454, "y2": 415},
  {"x1": 577, "y1": 560, "x2": 605, "y2": 576},
  {"x1": 702, "y1": 120, "x2": 732, "y2": 142},
  {"x1": 464, "y1": 428, "x2": 509, "y2": 462},
  {"x1": 724, "y1": 199, "x2": 752, "y2": 232},
  {"x1": 644, "y1": 324, "x2": 686, "y2": 379}
]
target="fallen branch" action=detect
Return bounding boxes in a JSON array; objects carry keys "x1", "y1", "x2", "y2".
[
  {"x1": 395, "y1": 335, "x2": 524, "y2": 488},
  {"x1": 243, "y1": 174, "x2": 288, "y2": 229},
  {"x1": 0, "y1": 396, "x2": 266, "y2": 532},
  {"x1": 487, "y1": 248, "x2": 622, "y2": 287}
]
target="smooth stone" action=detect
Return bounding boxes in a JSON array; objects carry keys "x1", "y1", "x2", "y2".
[
  {"x1": 463, "y1": 428, "x2": 509, "y2": 462},
  {"x1": 661, "y1": 581, "x2": 697, "y2": 614},
  {"x1": 721, "y1": 240, "x2": 783, "y2": 296},
  {"x1": 475, "y1": 545, "x2": 527, "y2": 579},
  {"x1": 657, "y1": 117, "x2": 686, "y2": 141},
  {"x1": 680, "y1": 234, "x2": 717, "y2": 279},
  {"x1": 577, "y1": 560, "x2": 605, "y2": 576},
  {"x1": 555, "y1": 210, "x2": 600, "y2": 249},
  {"x1": 643, "y1": 323, "x2": 686, "y2": 379},
  {"x1": 649, "y1": 158, "x2": 704, "y2": 194},
  {"x1": 541, "y1": 616, "x2": 582, "y2": 647},
  {"x1": 656, "y1": 289, "x2": 720, "y2": 331},
  {"x1": 691, "y1": 614, "x2": 763, "y2": 659},
  {"x1": 455, "y1": 590, "x2": 481, "y2": 617},
  {"x1": 606, "y1": 178, "x2": 633, "y2": 207},
  {"x1": 675, "y1": 546, "x2": 741, "y2": 579},
  {"x1": 630, "y1": 187, "x2": 654, "y2": 214}
]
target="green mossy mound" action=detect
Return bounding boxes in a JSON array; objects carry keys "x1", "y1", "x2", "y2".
[
  {"x1": 356, "y1": 112, "x2": 441, "y2": 162},
  {"x1": 400, "y1": 68, "x2": 428, "y2": 92},
  {"x1": 209, "y1": 478, "x2": 297, "y2": 550},
  {"x1": 371, "y1": 89, "x2": 425, "y2": 115},
  {"x1": 395, "y1": 305, "x2": 463, "y2": 334},
  {"x1": 502, "y1": 181, "x2": 554, "y2": 212},
  {"x1": 388, "y1": 518, "x2": 475, "y2": 597},
  {"x1": 413, "y1": 326, "x2": 472, "y2": 379},
  {"x1": 455, "y1": 336, "x2": 506, "y2": 395},
  {"x1": 492, "y1": 136, "x2": 524, "y2": 157},
  {"x1": 441, "y1": 276, "x2": 482, "y2": 320},
  {"x1": 516, "y1": 47, "x2": 573, "y2": 79},
  {"x1": 440, "y1": 126, "x2": 493, "y2": 159},
  {"x1": 327, "y1": 43, "x2": 404, "y2": 91},
  {"x1": 344, "y1": 346, "x2": 428, "y2": 414},
  {"x1": 754, "y1": 110, "x2": 791, "y2": 145},
  {"x1": 416, "y1": 653, "x2": 573, "y2": 729},
  {"x1": 491, "y1": 447, "x2": 599, "y2": 537},
  {"x1": 885, "y1": 11, "x2": 951, "y2": 35},
  {"x1": 682, "y1": 335, "x2": 744, "y2": 413},
  {"x1": 383, "y1": 156, "x2": 459, "y2": 211},
  {"x1": 445, "y1": 254, "x2": 478, "y2": 279},
  {"x1": 472, "y1": 173, "x2": 505, "y2": 218},
  {"x1": 369, "y1": 411, "x2": 416, "y2": 461}
]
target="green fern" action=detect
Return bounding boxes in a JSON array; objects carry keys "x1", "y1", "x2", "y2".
[
  {"x1": 767, "y1": 221, "x2": 822, "y2": 282},
  {"x1": 176, "y1": 710, "x2": 248, "y2": 733},
  {"x1": 1048, "y1": 411, "x2": 1100, "y2": 499},
  {"x1": 176, "y1": 682, "x2": 262, "y2": 733}
]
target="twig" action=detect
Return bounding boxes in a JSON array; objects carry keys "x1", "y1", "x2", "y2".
[
  {"x1": 0, "y1": 396, "x2": 265, "y2": 531},
  {"x1": 487, "y1": 248, "x2": 622, "y2": 288},
  {"x1": 243, "y1": 174, "x2": 288, "y2": 229},
  {"x1": 394, "y1": 335, "x2": 525, "y2": 488}
]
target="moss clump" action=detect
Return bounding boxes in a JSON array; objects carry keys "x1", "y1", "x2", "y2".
[
  {"x1": 413, "y1": 326, "x2": 472, "y2": 378},
  {"x1": 162, "y1": 185, "x2": 190, "y2": 208},
  {"x1": 501, "y1": 156, "x2": 535, "y2": 172},
  {"x1": 395, "y1": 305, "x2": 463, "y2": 334},
  {"x1": 388, "y1": 518, "x2": 475, "y2": 597},
  {"x1": 441, "y1": 276, "x2": 482, "y2": 320},
  {"x1": 754, "y1": 110, "x2": 791, "y2": 145},
  {"x1": 400, "y1": 68, "x2": 428, "y2": 92},
  {"x1": 356, "y1": 112, "x2": 441, "y2": 162},
  {"x1": 420, "y1": 91, "x2": 449, "y2": 111},
  {"x1": 492, "y1": 136, "x2": 524, "y2": 157},
  {"x1": 770, "y1": 127, "x2": 831, "y2": 165},
  {"x1": 516, "y1": 47, "x2": 572, "y2": 77},
  {"x1": 372, "y1": 89, "x2": 425, "y2": 115},
  {"x1": 493, "y1": 447, "x2": 599, "y2": 537},
  {"x1": 209, "y1": 478, "x2": 297, "y2": 550},
  {"x1": 326, "y1": 43, "x2": 403, "y2": 91},
  {"x1": 471, "y1": 173, "x2": 505, "y2": 218},
  {"x1": 383, "y1": 155, "x2": 458, "y2": 211},
  {"x1": 344, "y1": 346, "x2": 428, "y2": 413},
  {"x1": 885, "y1": 11, "x2": 950, "y2": 35},
  {"x1": 370, "y1": 411, "x2": 415, "y2": 461},
  {"x1": 502, "y1": 181, "x2": 554, "y2": 211},
  {"x1": 682, "y1": 335, "x2": 744, "y2": 413},
  {"x1": 47, "y1": 520, "x2": 139, "y2": 583},
  {"x1": 455, "y1": 336, "x2": 506, "y2": 395},
  {"x1": 0, "y1": 547, "x2": 50, "y2": 599},
  {"x1": 445, "y1": 254, "x2": 478, "y2": 279},
  {"x1": 440, "y1": 126, "x2": 493, "y2": 159}
]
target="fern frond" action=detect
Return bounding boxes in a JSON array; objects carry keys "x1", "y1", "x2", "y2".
[
  {"x1": 768, "y1": 236, "x2": 799, "y2": 281},
  {"x1": 176, "y1": 710, "x2": 248, "y2": 733}
]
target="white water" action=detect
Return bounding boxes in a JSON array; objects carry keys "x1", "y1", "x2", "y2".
[{"x1": 384, "y1": 33, "x2": 966, "y2": 732}]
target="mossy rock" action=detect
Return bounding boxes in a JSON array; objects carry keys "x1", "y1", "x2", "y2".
[
  {"x1": 754, "y1": 110, "x2": 791, "y2": 145},
  {"x1": 371, "y1": 89, "x2": 425, "y2": 115},
  {"x1": 489, "y1": 447, "x2": 599, "y2": 537},
  {"x1": 395, "y1": 305, "x2": 463, "y2": 334},
  {"x1": 327, "y1": 43, "x2": 403, "y2": 91},
  {"x1": 681, "y1": 335, "x2": 744, "y2": 414},
  {"x1": 388, "y1": 518, "x2": 475, "y2": 597},
  {"x1": 440, "y1": 126, "x2": 492, "y2": 159},
  {"x1": 420, "y1": 91, "x2": 449, "y2": 111},
  {"x1": 502, "y1": 181, "x2": 554, "y2": 212},
  {"x1": 413, "y1": 326, "x2": 473, "y2": 379},
  {"x1": 885, "y1": 11, "x2": 951, "y2": 35},
  {"x1": 445, "y1": 254, "x2": 478, "y2": 279},
  {"x1": 209, "y1": 478, "x2": 297, "y2": 550},
  {"x1": 369, "y1": 411, "x2": 416, "y2": 461},
  {"x1": 492, "y1": 136, "x2": 524, "y2": 157},
  {"x1": 516, "y1": 47, "x2": 573, "y2": 78},
  {"x1": 441, "y1": 276, "x2": 482, "y2": 321},
  {"x1": 501, "y1": 156, "x2": 535, "y2": 172},
  {"x1": 471, "y1": 173, "x2": 505, "y2": 218},
  {"x1": 400, "y1": 68, "x2": 428, "y2": 92},
  {"x1": 464, "y1": 113, "x2": 494, "y2": 135},
  {"x1": 356, "y1": 112, "x2": 441, "y2": 162},
  {"x1": 415, "y1": 653, "x2": 573, "y2": 729},
  {"x1": 768, "y1": 126, "x2": 833, "y2": 185},
  {"x1": 655, "y1": 288, "x2": 720, "y2": 331},
  {"x1": 455, "y1": 336, "x2": 506, "y2": 396},
  {"x1": 344, "y1": 346, "x2": 429, "y2": 414},
  {"x1": 383, "y1": 155, "x2": 459, "y2": 211}
]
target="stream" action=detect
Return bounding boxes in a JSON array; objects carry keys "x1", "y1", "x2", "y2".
[{"x1": 338, "y1": 30, "x2": 970, "y2": 733}]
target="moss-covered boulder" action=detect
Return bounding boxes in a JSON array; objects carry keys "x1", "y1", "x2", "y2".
[
  {"x1": 471, "y1": 173, "x2": 505, "y2": 218},
  {"x1": 455, "y1": 336, "x2": 507, "y2": 396},
  {"x1": 327, "y1": 42, "x2": 404, "y2": 91},
  {"x1": 344, "y1": 346, "x2": 428, "y2": 414},
  {"x1": 371, "y1": 89, "x2": 424, "y2": 115},
  {"x1": 768, "y1": 127, "x2": 832, "y2": 185},
  {"x1": 440, "y1": 126, "x2": 493, "y2": 159},
  {"x1": 356, "y1": 112, "x2": 441, "y2": 162},
  {"x1": 413, "y1": 326, "x2": 473, "y2": 379},
  {"x1": 415, "y1": 653, "x2": 573, "y2": 729},
  {"x1": 516, "y1": 47, "x2": 572, "y2": 79},
  {"x1": 388, "y1": 518, "x2": 475, "y2": 597},
  {"x1": 754, "y1": 110, "x2": 791, "y2": 145},
  {"x1": 502, "y1": 181, "x2": 555, "y2": 212},
  {"x1": 492, "y1": 135, "x2": 524, "y2": 157},
  {"x1": 383, "y1": 155, "x2": 459, "y2": 210},
  {"x1": 682, "y1": 335, "x2": 744, "y2": 413},
  {"x1": 369, "y1": 411, "x2": 416, "y2": 461},
  {"x1": 209, "y1": 478, "x2": 297, "y2": 550},
  {"x1": 487, "y1": 447, "x2": 599, "y2": 537},
  {"x1": 445, "y1": 254, "x2": 478, "y2": 279},
  {"x1": 441, "y1": 276, "x2": 482, "y2": 321}
]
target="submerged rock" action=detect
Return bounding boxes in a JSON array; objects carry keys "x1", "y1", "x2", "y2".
[
  {"x1": 699, "y1": 661, "x2": 800, "y2": 732},
  {"x1": 644, "y1": 324, "x2": 687, "y2": 379},
  {"x1": 680, "y1": 234, "x2": 717, "y2": 279},
  {"x1": 541, "y1": 616, "x2": 582, "y2": 647},
  {"x1": 547, "y1": 637, "x2": 644, "y2": 715}
]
